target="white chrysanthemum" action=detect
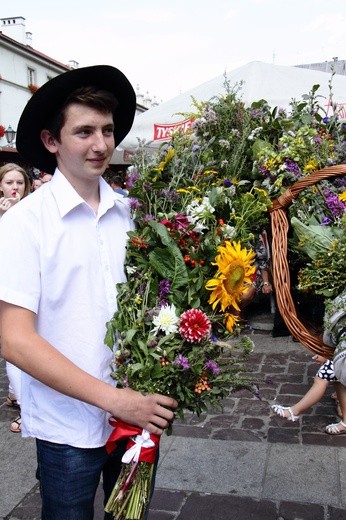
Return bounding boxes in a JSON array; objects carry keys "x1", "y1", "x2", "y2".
[{"x1": 152, "y1": 304, "x2": 179, "y2": 336}]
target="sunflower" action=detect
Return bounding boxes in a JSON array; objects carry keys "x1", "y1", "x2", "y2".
[
  {"x1": 224, "y1": 312, "x2": 240, "y2": 333},
  {"x1": 205, "y1": 241, "x2": 256, "y2": 312}
]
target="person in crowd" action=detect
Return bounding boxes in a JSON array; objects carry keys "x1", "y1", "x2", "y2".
[
  {"x1": 237, "y1": 228, "x2": 273, "y2": 320},
  {"x1": 32, "y1": 178, "x2": 43, "y2": 191},
  {"x1": 0, "y1": 65, "x2": 177, "y2": 519},
  {"x1": 271, "y1": 355, "x2": 344, "y2": 427},
  {"x1": 0, "y1": 162, "x2": 31, "y2": 433},
  {"x1": 0, "y1": 162, "x2": 30, "y2": 215},
  {"x1": 110, "y1": 174, "x2": 128, "y2": 196},
  {"x1": 322, "y1": 289, "x2": 346, "y2": 434},
  {"x1": 41, "y1": 172, "x2": 53, "y2": 183}
]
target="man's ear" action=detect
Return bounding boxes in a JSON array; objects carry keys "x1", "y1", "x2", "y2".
[{"x1": 40, "y1": 129, "x2": 58, "y2": 153}]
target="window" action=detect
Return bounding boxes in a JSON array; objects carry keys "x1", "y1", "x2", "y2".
[{"x1": 27, "y1": 67, "x2": 36, "y2": 86}]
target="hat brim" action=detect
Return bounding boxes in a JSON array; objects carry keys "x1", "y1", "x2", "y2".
[{"x1": 16, "y1": 65, "x2": 136, "y2": 174}]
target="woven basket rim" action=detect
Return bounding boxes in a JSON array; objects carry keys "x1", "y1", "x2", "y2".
[{"x1": 270, "y1": 164, "x2": 346, "y2": 358}]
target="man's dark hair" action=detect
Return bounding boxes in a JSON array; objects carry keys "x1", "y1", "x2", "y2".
[{"x1": 45, "y1": 86, "x2": 118, "y2": 141}]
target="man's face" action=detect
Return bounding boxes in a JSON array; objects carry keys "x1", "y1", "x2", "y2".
[{"x1": 48, "y1": 103, "x2": 115, "y2": 184}]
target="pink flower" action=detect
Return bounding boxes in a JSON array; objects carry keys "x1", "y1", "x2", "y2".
[{"x1": 179, "y1": 309, "x2": 211, "y2": 343}]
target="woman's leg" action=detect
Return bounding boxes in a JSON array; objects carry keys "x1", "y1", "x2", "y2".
[{"x1": 273, "y1": 376, "x2": 329, "y2": 419}]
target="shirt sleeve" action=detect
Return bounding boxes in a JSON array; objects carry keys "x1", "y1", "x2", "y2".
[{"x1": 0, "y1": 208, "x2": 41, "y2": 313}]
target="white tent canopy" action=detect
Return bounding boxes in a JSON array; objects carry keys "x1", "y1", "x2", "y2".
[{"x1": 112, "y1": 61, "x2": 346, "y2": 164}]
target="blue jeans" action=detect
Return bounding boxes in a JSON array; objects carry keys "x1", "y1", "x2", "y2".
[
  {"x1": 36, "y1": 439, "x2": 131, "y2": 520},
  {"x1": 36, "y1": 439, "x2": 125, "y2": 520}
]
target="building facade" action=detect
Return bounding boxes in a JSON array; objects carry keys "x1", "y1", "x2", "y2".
[
  {"x1": 0, "y1": 16, "x2": 147, "y2": 170},
  {"x1": 0, "y1": 16, "x2": 74, "y2": 159}
]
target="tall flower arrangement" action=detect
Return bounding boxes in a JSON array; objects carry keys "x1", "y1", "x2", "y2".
[
  {"x1": 104, "y1": 77, "x2": 346, "y2": 518},
  {"x1": 104, "y1": 86, "x2": 273, "y2": 519}
]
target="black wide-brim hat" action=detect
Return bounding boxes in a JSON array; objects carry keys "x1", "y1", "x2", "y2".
[{"x1": 16, "y1": 65, "x2": 136, "y2": 174}]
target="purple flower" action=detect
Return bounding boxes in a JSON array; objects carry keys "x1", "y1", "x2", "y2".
[
  {"x1": 174, "y1": 354, "x2": 190, "y2": 370},
  {"x1": 204, "y1": 359, "x2": 221, "y2": 375},
  {"x1": 126, "y1": 170, "x2": 140, "y2": 189},
  {"x1": 158, "y1": 279, "x2": 171, "y2": 307},
  {"x1": 313, "y1": 135, "x2": 323, "y2": 144},
  {"x1": 142, "y1": 182, "x2": 153, "y2": 192},
  {"x1": 323, "y1": 189, "x2": 346, "y2": 219},
  {"x1": 259, "y1": 165, "x2": 270, "y2": 176},
  {"x1": 223, "y1": 179, "x2": 233, "y2": 187},
  {"x1": 159, "y1": 189, "x2": 179, "y2": 202},
  {"x1": 283, "y1": 159, "x2": 301, "y2": 177},
  {"x1": 128, "y1": 198, "x2": 143, "y2": 211},
  {"x1": 143, "y1": 214, "x2": 155, "y2": 223},
  {"x1": 321, "y1": 216, "x2": 333, "y2": 226}
]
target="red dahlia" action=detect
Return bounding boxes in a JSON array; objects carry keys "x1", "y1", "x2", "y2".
[{"x1": 179, "y1": 309, "x2": 211, "y2": 343}]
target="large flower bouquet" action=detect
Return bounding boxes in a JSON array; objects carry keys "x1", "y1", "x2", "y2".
[
  {"x1": 103, "y1": 74, "x2": 346, "y2": 518},
  {"x1": 103, "y1": 87, "x2": 274, "y2": 519}
]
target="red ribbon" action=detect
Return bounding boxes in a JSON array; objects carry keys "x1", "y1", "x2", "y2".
[{"x1": 106, "y1": 418, "x2": 160, "y2": 464}]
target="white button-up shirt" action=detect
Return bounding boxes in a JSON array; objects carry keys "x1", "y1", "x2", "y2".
[{"x1": 0, "y1": 169, "x2": 134, "y2": 447}]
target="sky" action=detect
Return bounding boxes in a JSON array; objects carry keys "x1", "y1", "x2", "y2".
[{"x1": 3, "y1": 0, "x2": 346, "y2": 103}]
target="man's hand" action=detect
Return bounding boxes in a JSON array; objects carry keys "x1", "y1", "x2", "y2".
[{"x1": 108, "y1": 388, "x2": 177, "y2": 435}]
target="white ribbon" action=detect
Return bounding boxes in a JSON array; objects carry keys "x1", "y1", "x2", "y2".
[{"x1": 121, "y1": 428, "x2": 155, "y2": 464}]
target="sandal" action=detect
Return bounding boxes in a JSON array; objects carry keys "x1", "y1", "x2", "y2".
[
  {"x1": 271, "y1": 404, "x2": 299, "y2": 422},
  {"x1": 5, "y1": 394, "x2": 20, "y2": 409},
  {"x1": 10, "y1": 415, "x2": 21, "y2": 433},
  {"x1": 325, "y1": 420, "x2": 346, "y2": 435}
]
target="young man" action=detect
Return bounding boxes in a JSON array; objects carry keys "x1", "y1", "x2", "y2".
[{"x1": 0, "y1": 65, "x2": 177, "y2": 519}]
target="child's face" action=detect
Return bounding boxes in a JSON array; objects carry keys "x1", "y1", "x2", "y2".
[{"x1": 0, "y1": 170, "x2": 25, "y2": 200}]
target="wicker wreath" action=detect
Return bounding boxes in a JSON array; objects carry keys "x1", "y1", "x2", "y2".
[{"x1": 269, "y1": 164, "x2": 346, "y2": 359}]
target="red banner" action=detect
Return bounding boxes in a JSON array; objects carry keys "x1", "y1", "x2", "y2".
[{"x1": 153, "y1": 118, "x2": 194, "y2": 141}]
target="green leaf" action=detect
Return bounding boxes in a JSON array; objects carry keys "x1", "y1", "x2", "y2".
[
  {"x1": 291, "y1": 216, "x2": 341, "y2": 259},
  {"x1": 104, "y1": 321, "x2": 115, "y2": 350},
  {"x1": 149, "y1": 246, "x2": 189, "y2": 289},
  {"x1": 251, "y1": 138, "x2": 273, "y2": 159}
]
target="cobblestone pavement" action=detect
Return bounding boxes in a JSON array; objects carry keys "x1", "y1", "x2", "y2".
[{"x1": 1, "y1": 325, "x2": 346, "y2": 519}]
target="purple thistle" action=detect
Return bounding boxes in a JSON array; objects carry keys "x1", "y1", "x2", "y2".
[
  {"x1": 204, "y1": 359, "x2": 221, "y2": 375},
  {"x1": 174, "y1": 354, "x2": 190, "y2": 370}
]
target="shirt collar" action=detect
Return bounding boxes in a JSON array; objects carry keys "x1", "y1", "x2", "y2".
[{"x1": 49, "y1": 168, "x2": 129, "y2": 218}]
